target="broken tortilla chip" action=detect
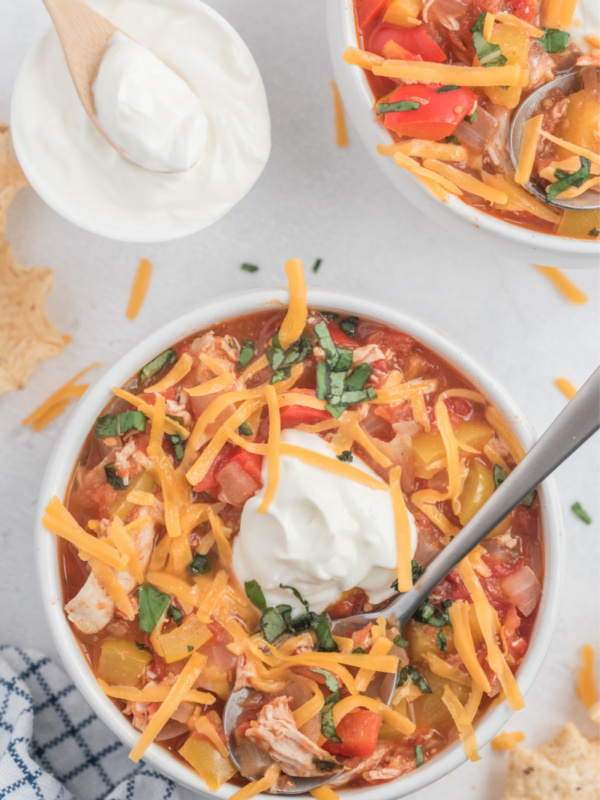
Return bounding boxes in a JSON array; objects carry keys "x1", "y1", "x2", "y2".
[
  {"x1": 502, "y1": 723, "x2": 600, "y2": 799},
  {"x1": 0, "y1": 122, "x2": 28, "y2": 238}
]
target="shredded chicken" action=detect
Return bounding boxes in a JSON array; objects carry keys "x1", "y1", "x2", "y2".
[
  {"x1": 113, "y1": 439, "x2": 152, "y2": 481},
  {"x1": 233, "y1": 654, "x2": 260, "y2": 692},
  {"x1": 528, "y1": 41, "x2": 556, "y2": 90},
  {"x1": 64, "y1": 513, "x2": 155, "y2": 634},
  {"x1": 352, "y1": 345, "x2": 386, "y2": 366},
  {"x1": 495, "y1": 532, "x2": 519, "y2": 549},
  {"x1": 245, "y1": 697, "x2": 340, "y2": 778},
  {"x1": 331, "y1": 744, "x2": 390, "y2": 787},
  {"x1": 484, "y1": 105, "x2": 513, "y2": 173}
]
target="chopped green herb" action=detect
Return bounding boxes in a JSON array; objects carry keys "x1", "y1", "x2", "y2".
[
  {"x1": 392, "y1": 560, "x2": 425, "y2": 591},
  {"x1": 318, "y1": 673, "x2": 343, "y2": 743},
  {"x1": 104, "y1": 463, "x2": 128, "y2": 491},
  {"x1": 445, "y1": 134, "x2": 460, "y2": 145},
  {"x1": 310, "y1": 669, "x2": 339, "y2": 694},
  {"x1": 245, "y1": 580, "x2": 267, "y2": 611},
  {"x1": 345, "y1": 363, "x2": 372, "y2": 391},
  {"x1": 241, "y1": 263, "x2": 259, "y2": 273},
  {"x1": 493, "y1": 464, "x2": 507, "y2": 490},
  {"x1": 394, "y1": 635, "x2": 409, "y2": 649},
  {"x1": 321, "y1": 311, "x2": 340, "y2": 321},
  {"x1": 589, "y1": 227, "x2": 600, "y2": 238},
  {"x1": 316, "y1": 360, "x2": 328, "y2": 400},
  {"x1": 95, "y1": 410, "x2": 147, "y2": 438},
  {"x1": 415, "y1": 744, "x2": 425, "y2": 767},
  {"x1": 167, "y1": 433, "x2": 185, "y2": 462},
  {"x1": 352, "y1": 647, "x2": 365, "y2": 654},
  {"x1": 471, "y1": 13, "x2": 507, "y2": 67},
  {"x1": 314, "y1": 322, "x2": 339, "y2": 368},
  {"x1": 238, "y1": 422, "x2": 253, "y2": 436},
  {"x1": 260, "y1": 607, "x2": 288, "y2": 643},
  {"x1": 397, "y1": 665, "x2": 432, "y2": 694},
  {"x1": 188, "y1": 553, "x2": 211, "y2": 575},
  {"x1": 466, "y1": 109, "x2": 478, "y2": 124},
  {"x1": 377, "y1": 100, "x2": 421, "y2": 115},
  {"x1": 138, "y1": 585, "x2": 170, "y2": 633},
  {"x1": 167, "y1": 605, "x2": 183, "y2": 625},
  {"x1": 540, "y1": 28, "x2": 569, "y2": 53},
  {"x1": 547, "y1": 158, "x2": 591, "y2": 202},
  {"x1": 337, "y1": 450, "x2": 353, "y2": 462},
  {"x1": 279, "y1": 583, "x2": 310, "y2": 610},
  {"x1": 135, "y1": 641, "x2": 151, "y2": 652},
  {"x1": 339, "y1": 316, "x2": 359, "y2": 339},
  {"x1": 313, "y1": 613, "x2": 338, "y2": 652},
  {"x1": 266, "y1": 330, "x2": 312, "y2": 384},
  {"x1": 139, "y1": 349, "x2": 177, "y2": 384},
  {"x1": 187, "y1": 645, "x2": 194, "y2": 653},
  {"x1": 437, "y1": 630, "x2": 447, "y2": 653},
  {"x1": 436, "y1": 85, "x2": 461, "y2": 93},
  {"x1": 521, "y1": 489, "x2": 537, "y2": 508},
  {"x1": 312, "y1": 258, "x2": 323, "y2": 273},
  {"x1": 313, "y1": 757, "x2": 341, "y2": 773},
  {"x1": 238, "y1": 341, "x2": 255, "y2": 370},
  {"x1": 571, "y1": 502, "x2": 592, "y2": 524},
  {"x1": 413, "y1": 599, "x2": 453, "y2": 628}
]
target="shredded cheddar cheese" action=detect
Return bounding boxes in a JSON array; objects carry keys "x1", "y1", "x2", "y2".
[
  {"x1": 186, "y1": 372, "x2": 235, "y2": 397},
  {"x1": 485, "y1": 406, "x2": 526, "y2": 463},
  {"x1": 377, "y1": 141, "x2": 467, "y2": 162},
  {"x1": 515, "y1": 114, "x2": 543, "y2": 185},
  {"x1": 228, "y1": 764, "x2": 281, "y2": 800},
  {"x1": 331, "y1": 80, "x2": 349, "y2": 148},
  {"x1": 449, "y1": 601, "x2": 491, "y2": 694},
  {"x1": 195, "y1": 715, "x2": 229, "y2": 758},
  {"x1": 554, "y1": 377, "x2": 578, "y2": 399},
  {"x1": 389, "y1": 466, "x2": 413, "y2": 592},
  {"x1": 112, "y1": 387, "x2": 189, "y2": 438},
  {"x1": 425, "y1": 652, "x2": 472, "y2": 686},
  {"x1": 369, "y1": 57, "x2": 525, "y2": 87},
  {"x1": 292, "y1": 681, "x2": 325, "y2": 729},
  {"x1": 393, "y1": 152, "x2": 463, "y2": 195},
  {"x1": 87, "y1": 557, "x2": 135, "y2": 620},
  {"x1": 422, "y1": 159, "x2": 509, "y2": 204},
  {"x1": 541, "y1": 0, "x2": 578, "y2": 30},
  {"x1": 23, "y1": 362, "x2": 100, "y2": 431},
  {"x1": 576, "y1": 644, "x2": 598, "y2": 709},
  {"x1": 259, "y1": 384, "x2": 281, "y2": 514},
  {"x1": 331, "y1": 694, "x2": 415, "y2": 735},
  {"x1": 279, "y1": 259, "x2": 308, "y2": 350},
  {"x1": 99, "y1": 680, "x2": 214, "y2": 705},
  {"x1": 147, "y1": 353, "x2": 193, "y2": 394},
  {"x1": 491, "y1": 730, "x2": 526, "y2": 750},
  {"x1": 483, "y1": 12, "x2": 495, "y2": 41},
  {"x1": 354, "y1": 635, "x2": 394, "y2": 692},
  {"x1": 126, "y1": 258, "x2": 153, "y2": 321},
  {"x1": 495, "y1": 13, "x2": 543, "y2": 36},
  {"x1": 539, "y1": 129, "x2": 600, "y2": 167},
  {"x1": 310, "y1": 787, "x2": 340, "y2": 800},
  {"x1": 534, "y1": 265, "x2": 589, "y2": 305},
  {"x1": 442, "y1": 684, "x2": 482, "y2": 761}
]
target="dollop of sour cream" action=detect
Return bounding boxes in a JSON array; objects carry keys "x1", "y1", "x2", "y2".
[
  {"x1": 232, "y1": 429, "x2": 418, "y2": 614},
  {"x1": 93, "y1": 32, "x2": 208, "y2": 173}
]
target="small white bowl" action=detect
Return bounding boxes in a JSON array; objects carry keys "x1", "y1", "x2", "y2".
[
  {"x1": 36, "y1": 288, "x2": 563, "y2": 798},
  {"x1": 326, "y1": 0, "x2": 599, "y2": 269}
]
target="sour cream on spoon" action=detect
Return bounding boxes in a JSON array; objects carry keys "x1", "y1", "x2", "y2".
[{"x1": 232, "y1": 429, "x2": 418, "y2": 614}]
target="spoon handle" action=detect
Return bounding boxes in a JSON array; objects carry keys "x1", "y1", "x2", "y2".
[{"x1": 394, "y1": 367, "x2": 600, "y2": 622}]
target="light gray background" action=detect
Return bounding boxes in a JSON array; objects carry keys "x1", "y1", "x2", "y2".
[{"x1": 1, "y1": 1, "x2": 599, "y2": 798}]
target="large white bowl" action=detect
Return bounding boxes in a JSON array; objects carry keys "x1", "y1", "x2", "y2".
[
  {"x1": 327, "y1": 0, "x2": 599, "y2": 269},
  {"x1": 36, "y1": 288, "x2": 564, "y2": 798}
]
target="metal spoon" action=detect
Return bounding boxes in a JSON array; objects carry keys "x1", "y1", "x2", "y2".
[
  {"x1": 510, "y1": 71, "x2": 600, "y2": 210},
  {"x1": 224, "y1": 367, "x2": 599, "y2": 791}
]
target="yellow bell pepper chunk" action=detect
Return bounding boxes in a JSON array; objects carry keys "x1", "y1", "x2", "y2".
[
  {"x1": 159, "y1": 616, "x2": 212, "y2": 664},
  {"x1": 109, "y1": 471, "x2": 156, "y2": 520},
  {"x1": 558, "y1": 208, "x2": 600, "y2": 240},
  {"x1": 557, "y1": 91, "x2": 600, "y2": 159},
  {"x1": 413, "y1": 419, "x2": 494, "y2": 477},
  {"x1": 383, "y1": 0, "x2": 424, "y2": 27},
  {"x1": 484, "y1": 25, "x2": 529, "y2": 109},
  {"x1": 98, "y1": 639, "x2": 152, "y2": 687},
  {"x1": 458, "y1": 461, "x2": 511, "y2": 536},
  {"x1": 179, "y1": 735, "x2": 237, "y2": 790}
]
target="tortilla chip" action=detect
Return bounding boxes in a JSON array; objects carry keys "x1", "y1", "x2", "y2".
[
  {"x1": 0, "y1": 122, "x2": 28, "y2": 238},
  {"x1": 503, "y1": 723, "x2": 600, "y2": 799},
  {"x1": 0, "y1": 241, "x2": 64, "y2": 393}
]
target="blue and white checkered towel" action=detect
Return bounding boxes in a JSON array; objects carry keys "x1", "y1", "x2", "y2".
[{"x1": 0, "y1": 646, "x2": 180, "y2": 800}]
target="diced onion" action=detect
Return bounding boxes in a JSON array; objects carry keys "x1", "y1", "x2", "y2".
[
  {"x1": 501, "y1": 566, "x2": 541, "y2": 617},
  {"x1": 455, "y1": 106, "x2": 499, "y2": 152}
]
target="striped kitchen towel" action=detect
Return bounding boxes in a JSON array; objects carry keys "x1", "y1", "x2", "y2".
[{"x1": 0, "y1": 646, "x2": 179, "y2": 800}]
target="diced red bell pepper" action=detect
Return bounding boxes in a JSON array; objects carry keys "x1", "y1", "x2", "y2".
[
  {"x1": 280, "y1": 405, "x2": 332, "y2": 429},
  {"x1": 356, "y1": 0, "x2": 389, "y2": 28},
  {"x1": 193, "y1": 442, "x2": 236, "y2": 494},
  {"x1": 222, "y1": 447, "x2": 264, "y2": 486},
  {"x1": 367, "y1": 24, "x2": 446, "y2": 63},
  {"x1": 329, "y1": 324, "x2": 359, "y2": 350},
  {"x1": 383, "y1": 83, "x2": 477, "y2": 140},
  {"x1": 504, "y1": 0, "x2": 536, "y2": 22},
  {"x1": 323, "y1": 709, "x2": 382, "y2": 758}
]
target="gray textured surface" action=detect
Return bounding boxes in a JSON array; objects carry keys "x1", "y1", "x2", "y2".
[{"x1": 1, "y1": 1, "x2": 599, "y2": 798}]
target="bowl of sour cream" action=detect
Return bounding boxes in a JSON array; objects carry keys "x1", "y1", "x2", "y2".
[{"x1": 11, "y1": 0, "x2": 271, "y2": 242}]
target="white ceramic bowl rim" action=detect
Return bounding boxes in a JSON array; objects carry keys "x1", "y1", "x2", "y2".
[
  {"x1": 326, "y1": 0, "x2": 598, "y2": 263},
  {"x1": 36, "y1": 287, "x2": 564, "y2": 799}
]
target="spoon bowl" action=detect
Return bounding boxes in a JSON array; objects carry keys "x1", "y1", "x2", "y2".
[{"x1": 510, "y1": 71, "x2": 600, "y2": 211}]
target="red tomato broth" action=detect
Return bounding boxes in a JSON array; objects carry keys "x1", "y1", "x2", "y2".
[{"x1": 56, "y1": 307, "x2": 543, "y2": 791}]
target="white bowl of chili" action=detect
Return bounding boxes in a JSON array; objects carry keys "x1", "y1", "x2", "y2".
[
  {"x1": 36, "y1": 286, "x2": 563, "y2": 799},
  {"x1": 327, "y1": 0, "x2": 600, "y2": 268}
]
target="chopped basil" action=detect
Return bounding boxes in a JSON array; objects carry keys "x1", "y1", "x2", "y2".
[
  {"x1": 139, "y1": 349, "x2": 177, "y2": 384},
  {"x1": 540, "y1": 28, "x2": 569, "y2": 53},
  {"x1": 138, "y1": 584, "x2": 170, "y2": 633},
  {"x1": 314, "y1": 322, "x2": 339, "y2": 368},
  {"x1": 415, "y1": 744, "x2": 425, "y2": 767},
  {"x1": 352, "y1": 647, "x2": 365, "y2": 654},
  {"x1": 238, "y1": 341, "x2": 255, "y2": 370},
  {"x1": 377, "y1": 100, "x2": 421, "y2": 115},
  {"x1": 521, "y1": 489, "x2": 537, "y2": 508},
  {"x1": 571, "y1": 502, "x2": 592, "y2": 524},
  {"x1": 397, "y1": 665, "x2": 432, "y2": 694},
  {"x1": 413, "y1": 599, "x2": 453, "y2": 628},
  {"x1": 321, "y1": 311, "x2": 339, "y2": 321},
  {"x1": 339, "y1": 316, "x2": 359, "y2": 339},
  {"x1": 245, "y1": 580, "x2": 267, "y2": 610},
  {"x1": 392, "y1": 560, "x2": 425, "y2": 590},
  {"x1": 345, "y1": 363, "x2": 372, "y2": 391},
  {"x1": 589, "y1": 227, "x2": 600, "y2": 238},
  {"x1": 437, "y1": 630, "x2": 447, "y2": 653},
  {"x1": 279, "y1": 583, "x2": 310, "y2": 610},
  {"x1": 445, "y1": 134, "x2": 460, "y2": 145},
  {"x1": 189, "y1": 553, "x2": 211, "y2": 575},
  {"x1": 167, "y1": 433, "x2": 185, "y2": 462},
  {"x1": 337, "y1": 450, "x2": 353, "y2": 462},
  {"x1": 167, "y1": 605, "x2": 183, "y2": 626},
  {"x1": 257, "y1": 586, "x2": 338, "y2": 649},
  {"x1": 266, "y1": 330, "x2": 312, "y2": 384},
  {"x1": 104, "y1": 463, "x2": 128, "y2": 491},
  {"x1": 310, "y1": 669, "x2": 339, "y2": 694},
  {"x1": 241, "y1": 263, "x2": 259, "y2": 273},
  {"x1": 238, "y1": 422, "x2": 253, "y2": 436},
  {"x1": 260, "y1": 607, "x2": 288, "y2": 643},
  {"x1": 167, "y1": 413, "x2": 185, "y2": 427},
  {"x1": 314, "y1": 614, "x2": 338, "y2": 651},
  {"x1": 394, "y1": 635, "x2": 409, "y2": 649},
  {"x1": 187, "y1": 645, "x2": 194, "y2": 652},
  {"x1": 547, "y1": 158, "x2": 591, "y2": 202},
  {"x1": 135, "y1": 641, "x2": 151, "y2": 652},
  {"x1": 313, "y1": 757, "x2": 341, "y2": 773},
  {"x1": 316, "y1": 361, "x2": 328, "y2": 400},
  {"x1": 436, "y1": 85, "x2": 461, "y2": 93},
  {"x1": 493, "y1": 464, "x2": 507, "y2": 490},
  {"x1": 466, "y1": 110, "x2": 478, "y2": 124},
  {"x1": 312, "y1": 258, "x2": 323, "y2": 273},
  {"x1": 95, "y1": 410, "x2": 146, "y2": 438},
  {"x1": 471, "y1": 13, "x2": 507, "y2": 67}
]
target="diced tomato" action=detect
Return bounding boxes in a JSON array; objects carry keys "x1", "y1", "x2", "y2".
[
  {"x1": 138, "y1": 386, "x2": 176, "y2": 405},
  {"x1": 193, "y1": 442, "x2": 236, "y2": 494},
  {"x1": 368, "y1": 25, "x2": 446, "y2": 62},
  {"x1": 504, "y1": 0, "x2": 536, "y2": 22},
  {"x1": 367, "y1": 327, "x2": 415, "y2": 356},
  {"x1": 383, "y1": 83, "x2": 477, "y2": 141},
  {"x1": 280, "y1": 405, "x2": 333, "y2": 429},
  {"x1": 222, "y1": 448, "x2": 264, "y2": 486},
  {"x1": 512, "y1": 505, "x2": 538, "y2": 538},
  {"x1": 327, "y1": 587, "x2": 368, "y2": 620},
  {"x1": 329, "y1": 324, "x2": 359, "y2": 350},
  {"x1": 356, "y1": 0, "x2": 389, "y2": 28},
  {"x1": 323, "y1": 709, "x2": 382, "y2": 758}
]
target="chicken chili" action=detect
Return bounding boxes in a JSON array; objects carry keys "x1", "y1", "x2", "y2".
[
  {"x1": 347, "y1": 0, "x2": 600, "y2": 238},
  {"x1": 45, "y1": 260, "x2": 543, "y2": 796}
]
